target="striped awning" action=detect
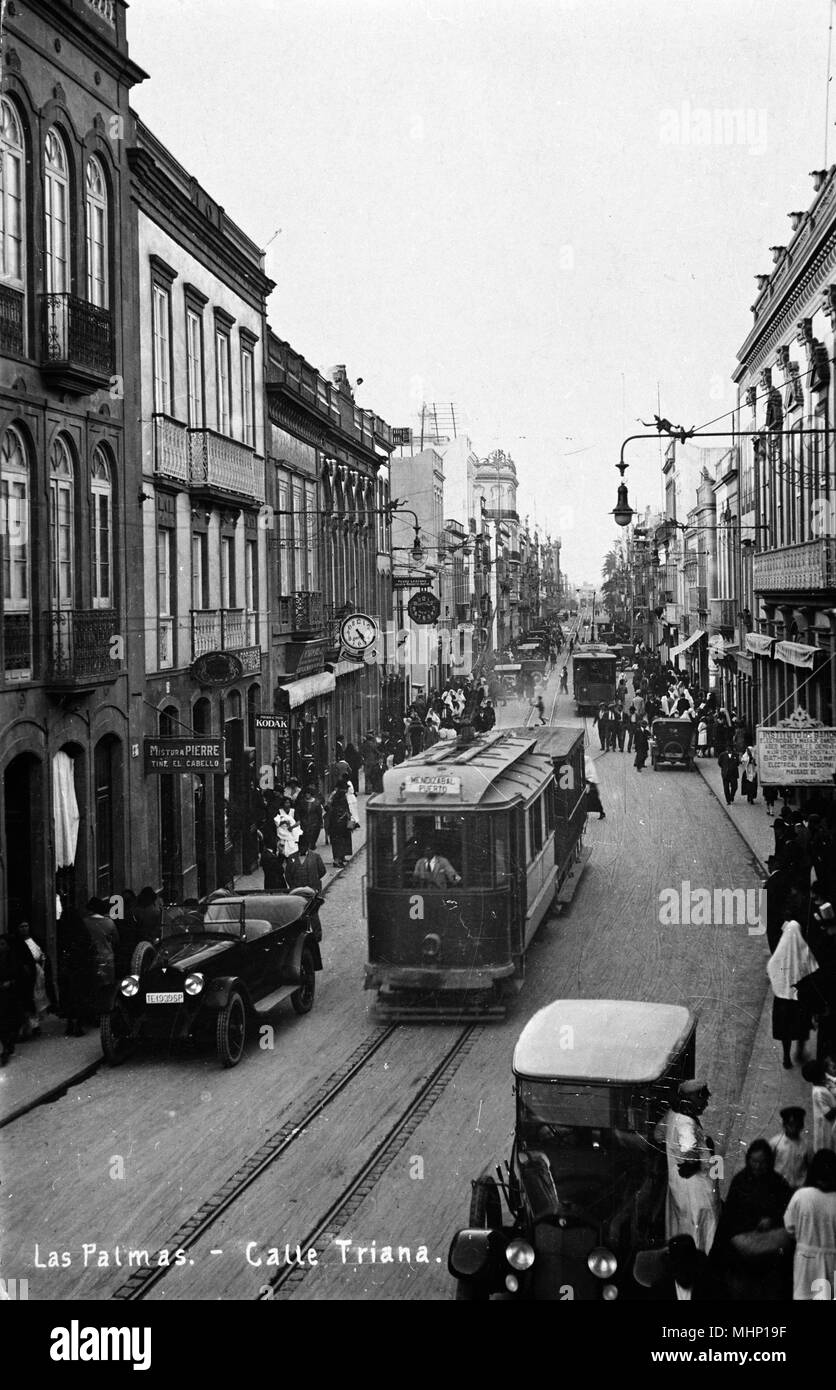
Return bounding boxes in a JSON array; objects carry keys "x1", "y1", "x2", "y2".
[
  {"x1": 669, "y1": 628, "x2": 705, "y2": 658},
  {"x1": 283, "y1": 671, "x2": 336, "y2": 709},
  {"x1": 775, "y1": 640, "x2": 820, "y2": 670},
  {"x1": 746, "y1": 632, "x2": 775, "y2": 658}
]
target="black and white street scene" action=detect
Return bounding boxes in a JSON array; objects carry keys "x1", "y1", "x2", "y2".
[{"x1": 3, "y1": 0, "x2": 836, "y2": 1332}]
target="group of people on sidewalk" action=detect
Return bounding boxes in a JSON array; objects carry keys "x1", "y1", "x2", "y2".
[{"x1": 636, "y1": 1077, "x2": 836, "y2": 1300}]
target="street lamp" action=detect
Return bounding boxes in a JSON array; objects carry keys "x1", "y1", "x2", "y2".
[{"x1": 612, "y1": 462, "x2": 634, "y2": 527}]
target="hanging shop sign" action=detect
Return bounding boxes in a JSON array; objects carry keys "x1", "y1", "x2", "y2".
[
  {"x1": 190, "y1": 651, "x2": 244, "y2": 687},
  {"x1": 255, "y1": 715, "x2": 289, "y2": 732},
  {"x1": 392, "y1": 574, "x2": 432, "y2": 589},
  {"x1": 757, "y1": 725, "x2": 836, "y2": 786},
  {"x1": 233, "y1": 646, "x2": 263, "y2": 675},
  {"x1": 144, "y1": 738, "x2": 226, "y2": 774},
  {"x1": 407, "y1": 591, "x2": 441, "y2": 625}
]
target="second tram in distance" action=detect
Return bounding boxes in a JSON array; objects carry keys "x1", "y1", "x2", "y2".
[{"x1": 364, "y1": 725, "x2": 587, "y2": 1020}]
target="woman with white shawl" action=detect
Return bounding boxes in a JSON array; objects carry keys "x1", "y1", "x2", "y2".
[{"x1": 768, "y1": 916, "x2": 816, "y2": 1070}]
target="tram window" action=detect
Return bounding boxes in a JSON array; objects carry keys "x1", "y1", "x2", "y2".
[
  {"x1": 545, "y1": 783, "x2": 556, "y2": 835},
  {"x1": 468, "y1": 817, "x2": 494, "y2": 886},
  {"x1": 372, "y1": 814, "x2": 400, "y2": 888},
  {"x1": 528, "y1": 798, "x2": 544, "y2": 856}
]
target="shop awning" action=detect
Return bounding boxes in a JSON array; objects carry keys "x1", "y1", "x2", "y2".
[
  {"x1": 725, "y1": 647, "x2": 754, "y2": 678},
  {"x1": 331, "y1": 659, "x2": 365, "y2": 679},
  {"x1": 775, "y1": 640, "x2": 821, "y2": 670},
  {"x1": 669, "y1": 628, "x2": 705, "y2": 658},
  {"x1": 746, "y1": 632, "x2": 775, "y2": 658},
  {"x1": 52, "y1": 750, "x2": 80, "y2": 869},
  {"x1": 282, "y1": 671, "x2": 336, "y2": 709}
]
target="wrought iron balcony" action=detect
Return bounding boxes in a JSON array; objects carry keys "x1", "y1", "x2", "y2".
[
  {"x1": 44, "y1": 608, "x2": 119, "y2": 689},
  {"x1": 0, "y1": 284, "x2": 24, "y2": 356},
  {"x1": 291, "y1": 590, "x2": 323, "y2": 634},
  {"x1": 40, "y1": 293, "x2": 115, "y2": 393},
  {"x1": 709, "y1": 597, "x2": 737, "y2": 630},
  {"x1": 3, "y1": 611, "x2": 32, "y2": 681},
  {"x1": 153, "y1": 414, "x2": 190, "y2": 483},
  {"x1": 752, "y1": 538, "x2": 836, "y2": 593},
  {"x1": 190, "y1": 608, "x2": 248, "y2": 660},
  {"x1": 189, "y1": 429, "x2": 265, "y2": 502}
]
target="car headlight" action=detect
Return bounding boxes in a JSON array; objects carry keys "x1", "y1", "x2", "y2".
[
  {"x1": 602, "y1": 1284, "x2": 619, "y2": 1300},
  {"x1": 506, "y1": 1239, "x2": 535, "y2": 1271},
  {"x1": 184, "y1": 973, "x2": 204, "y2": 996},
  {"x1": 120, "y1": 975, "x2": 139, "y2": 997},
  {"x1": 505, "y1": 1274, "x2": 519, "y2": 1293},
  {"x1": 587, "y1": 1247, "x2": 618, "y2": 1279}
]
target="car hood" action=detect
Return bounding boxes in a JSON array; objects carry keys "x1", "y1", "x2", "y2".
[{"x1": 151, "y1": 937, "x2": 236, "y2": 971}]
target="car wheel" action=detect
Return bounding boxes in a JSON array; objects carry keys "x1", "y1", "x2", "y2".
[
  {"x1": 290, "y1": 946, "x2": 316, "y2": 1016},
  {"x1": 131, "y1": 940, "x2": 155, "y2": 975},
  {"x1": 100, "y1": 1007, "x2": 134, "y2": 1066},
  {"x1": 216, "y1": 989, "x2": 247, "y2": 1068}
]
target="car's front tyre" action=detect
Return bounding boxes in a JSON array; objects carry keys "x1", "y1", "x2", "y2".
[
  {"x1": 290, "y1": 946, "x2": 316, "y2": 1015},
  {"x1": 216, "y1": 989, "x2": 247, "y2": 1067},
  {"x1": 101, "y1": 1007, "x2": 134, "y2": 1066}
]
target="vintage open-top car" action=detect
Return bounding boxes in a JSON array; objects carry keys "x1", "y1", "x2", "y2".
[
  {"x1": 649, "y1": 716, "x2": 697, "y2": 770},
  {"x1": 449, "y1": 999, "x2": 696, "y2": 1300},
  {"x1": 100, "y1": 889, "x2": 323, "y2": 1068}
]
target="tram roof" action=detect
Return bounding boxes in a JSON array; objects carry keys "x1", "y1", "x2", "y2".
[
  {"x1": 513, "y1": 1000, "x2": 695, "y2": 1083},
  {"x1": 504, "y1": 725, "x2": 584, "y2": 759},
  {"x1": 373, "y1": 730, "x2": 552, "y2": 809}
]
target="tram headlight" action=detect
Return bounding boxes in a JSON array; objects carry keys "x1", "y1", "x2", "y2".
[
  {"x1": 120, "y1": 975, "x2": 139, "y2": 997},
  {"x1": 506, "y1": 1239, "x2": 535, "y2": 1272},
  {"x1": 184, "y1": 973, "x2": 204, "y2": 996},
  {"x1": 587, "y1": 1247, "x2": 618, "y2": 1279}
]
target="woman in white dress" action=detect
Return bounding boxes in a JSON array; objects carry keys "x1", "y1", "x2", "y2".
[
  {"x1": 696, "y1": 718, "x2": 708, "y2": 757},
  {"x1": 784, "y1": 1149, "x2": 836, "y2": 1299},
  {"x1": 661, "y1": 1080, "x2": 721, "y2": 1253}
]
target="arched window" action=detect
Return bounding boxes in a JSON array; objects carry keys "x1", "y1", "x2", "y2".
[
  {"x1": 49, "y1": 435, "x2": 74, "y2": 607},
  {"x1": 1, "y1": 426, "x2": 30, "y2": 615},
  {"x1": 44, "y1": 129, "x2": 70, "y2": 295},
  {"x1": 91, "y1": 446, "x2": 112, "y2": 607},
  {"x1": 85, "y1": 155, "x2": 108, "y2": 308},
  {"x1": 0, "y1": 99, "x2": 25, "y2": 293}
]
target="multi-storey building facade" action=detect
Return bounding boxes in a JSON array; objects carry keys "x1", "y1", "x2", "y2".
[
  {"x1": 0, "y1": 0, "x2": 146, "y2": 944},
  {"x1": 391, "y1": 447, "x2": 445, "y2": 699},
  {"x1": 733, "y1": 167, "x2": 836, "y2": 746},
  {"x1": 131, "y1": 117, "x2": 273, "y2": 899},
  {"x1": 475, "y1": 449, "x2": 519, "y2": 652},
  {"x1": 266, "y1": 340, "x2": 393, "y2": 772}
]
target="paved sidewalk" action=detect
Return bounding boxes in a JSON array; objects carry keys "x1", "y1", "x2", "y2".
[
  {"x1": 692, "y1": 756, "x2": 810, "y2": 1184},
  {"x1": 0, "y1": 794, "x2": 371, "y2": 1127}
]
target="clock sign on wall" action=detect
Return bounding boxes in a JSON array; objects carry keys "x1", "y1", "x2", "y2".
[{"x1": 339, "y1": 611, "x2": 378, "y2": 652}]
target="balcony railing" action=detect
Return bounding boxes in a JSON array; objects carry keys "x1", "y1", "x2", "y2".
[
  {"x1": 709, "y1": 597, "x2": 737, "y2": 630},
  {"x1": 153, "y1": 414, "x2": 190, "y2": 482},
  {"x1": 753, "y1": 538, "x2": 836, "y2": 593},
  {"x1": 3, "y1": 611, "x2": 32, "y2": 680},
  {"x1": 189, "y1": 429, "x2": 265, "y2": 502},
  {"x1": 157, "y1": 617, "x2": 174, "y2": 671},
  {"x1": 84, "y1": 0, "x2": 116, "y2": 22},
  {"x1": 688, "y1": 585, "x2": 707, "y2": 612},
  {"x1": 0, "y1": 284, "x2": 24, "y2": 356},
  {"x1": 190, "y1": 608, "x2": 248, "y2": 660},
  {"x1": 40, "y1": 293, "x2": 114, "y2": 392},
  {"x1": 45, "y1": 608, "x2": 118, "y2": 686},
  {"x1": 292, "y1": 590, "x2": 323, "y2": 634}
]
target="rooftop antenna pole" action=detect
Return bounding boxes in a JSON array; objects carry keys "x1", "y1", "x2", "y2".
[{"x1": 827, "y1": 0, "x2": 835, "y2": 166}]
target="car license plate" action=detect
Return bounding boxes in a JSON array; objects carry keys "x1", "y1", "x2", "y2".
[{"x1": 146, "y1": 991, "x2": 184, "y2": 1004}]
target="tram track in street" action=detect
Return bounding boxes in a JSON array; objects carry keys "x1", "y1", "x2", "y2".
[
  {"x1": 257, "y1": 1022, "x2": 482, "y2": 1299},
  {"x1": 109, "y1": 1022, "x2": 400, "y2": 1300}
]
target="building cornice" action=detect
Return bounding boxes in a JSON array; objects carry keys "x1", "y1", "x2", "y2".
[
  {"x1": 267, "y1": 382, "x2": 384, "y2": 472},
  {"x1": 22, "y1": 0, "x2": 148, "y2": 86}
]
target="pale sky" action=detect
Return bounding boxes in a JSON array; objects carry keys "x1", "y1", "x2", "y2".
[{"x1": 127, "y1": 0, "x2": 831, "y2": 586}]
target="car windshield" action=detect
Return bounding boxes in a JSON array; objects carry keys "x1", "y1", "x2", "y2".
[{"x1": 160, "y1": 902, "x2": 243, "y2": 940}]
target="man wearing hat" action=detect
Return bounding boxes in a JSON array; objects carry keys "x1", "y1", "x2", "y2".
[
  {"x1": 769, "y1": 1106, "x2": 812, "y2": 1190},
  {"x1": 661, "y1": 1079, "x2": 721, "y2": 1253}
]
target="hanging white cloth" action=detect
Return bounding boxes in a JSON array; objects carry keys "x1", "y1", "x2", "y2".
[
  {"x1": 52, "y1": 750, "x2": 80, "y2": 868},
  {"x1": 767, "y1": 919, "x2": 816, "y2": 1001}
]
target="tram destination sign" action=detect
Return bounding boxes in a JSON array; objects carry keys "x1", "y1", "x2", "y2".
[
  {"x1": 404, "y1": 773, "x2": 462, "y2": 797},
  {"x1": 757, "y1": 726, "x2": 836, "y2": 786},
  {"x1": 144, "y1": 737, "x2": 226, "y2": 774}
]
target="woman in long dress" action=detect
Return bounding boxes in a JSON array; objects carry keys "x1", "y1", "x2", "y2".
[
  {"x1": 784, "y1": 1149, "x2": 836, "y2": 1299},
  {"x1": 325, "y1": 785, "x2": 353, "y2": 867},
  {"x1": 768, "y1": 916, "x2": 817, "y2": 1069}
]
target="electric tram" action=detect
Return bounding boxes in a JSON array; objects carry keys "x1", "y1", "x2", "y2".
[{"x1": 364, "y1": 725, "x2": 587, "y2": 1019}]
